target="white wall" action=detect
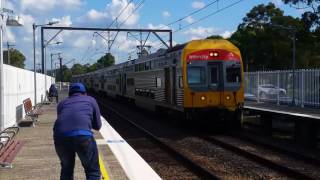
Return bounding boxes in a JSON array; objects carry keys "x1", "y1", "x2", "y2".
[{"x1": 2, "y1": 64, "x2": 54, "y2": 128}]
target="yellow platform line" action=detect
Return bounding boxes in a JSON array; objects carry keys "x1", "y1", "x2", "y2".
[{"x1": 99, "y1": 154, "x2": 110, "y2": 180}]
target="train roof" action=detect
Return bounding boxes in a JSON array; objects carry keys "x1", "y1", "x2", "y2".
[{"x1": 184, "y1": 39, "x2": 241, "y2": 56}]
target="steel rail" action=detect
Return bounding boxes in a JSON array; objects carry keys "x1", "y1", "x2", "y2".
[
  {"x1": 199, "y1": 135, "x2": 315, "y2": 180},
  {"x1": 96, "y1": 99, "x2": 219, "y2": 180}
]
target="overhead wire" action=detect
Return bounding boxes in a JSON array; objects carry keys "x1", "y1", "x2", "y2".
[
  {"x1": 80, "y1": 33, "x2": 96, "y2": 64},
  {"x1": 108, "y1": 0, "x2": 134, "y2": 28},
  {"x1": 152, "y1": 0, "x2": 245, "y2": 50},
  {"x1": 174, "y1": 0, "x2": 245, "y2": 33},
  {"x1": 166, "y1": 0, "x2": 219, "y2": 27},
  {"x1": 118, "y1": 0, "x2": 146, "y2": 28}
]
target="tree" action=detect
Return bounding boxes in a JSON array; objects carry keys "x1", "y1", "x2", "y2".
[
  {"x1": 282, "y1": 0, "x2": 320, "y2": 30},
  {"x1": 55, "y1": 65, "x2": 71, "y2": 82},
  {"x1": 71, "y1": 63, "x2": 86, "y2": 75},
  {"x1": 3, "y1": 48, "x2": 26, "y2": 68},
  {"x1": 96, "y1": 53, "x2": 115, "y2": 69},
  {"x1": 228, "y1": 2, "x2": 319, "y2": 70},
  {"x1": 206, "y1": 35, "x2": 224, "y2": 39}
]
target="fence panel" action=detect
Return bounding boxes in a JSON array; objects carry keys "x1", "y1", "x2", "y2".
[{"x1": 244, "y1": 69, "x2": 320, "y2": 108}]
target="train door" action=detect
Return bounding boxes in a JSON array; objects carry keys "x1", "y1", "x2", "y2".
[
  {"x1": 172, "y1": 66, "x2": 177, "y2": 105},
  {"x1": 122, "y1": 73, "x2": 127, "y2": 95},
  {"x1": 208, "y1": 62, "x2": 222, "y2": 105},
  {"x1": 164, "y1": 67, "x2": 171, "y2": 103},
  {"x1": 118, "y1": 74, "x2": 122, "y2": 94}
]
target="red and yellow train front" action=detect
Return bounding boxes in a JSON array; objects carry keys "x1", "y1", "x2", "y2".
[{"x1": 182, "y1": 39, "x2": 244, "y2": 115}]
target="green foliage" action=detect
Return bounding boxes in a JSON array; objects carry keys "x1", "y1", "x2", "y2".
[
  {"x1": 228, "y1": 2, "x2": 320, "y2": 71},
  {"x1": 96, "y1": 53, "x2": 115, "y2": 69},
  {"x1": 206, "y1": 35, "x2": 224, "y2": 39},
  {"x1": 3, "y1": 48, "x2": 26, "y2": 68},
  {"x1": 71, "y1": 63, "x2": 86, "y2": 75},
  {"x1": 282, "y1": 0, "x2": 320, "y2": 30}
]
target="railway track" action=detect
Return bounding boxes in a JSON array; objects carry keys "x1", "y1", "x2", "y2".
[
  {"x1": 94, "y1": 94, "x2": 319, "y2": 179},
  {"x1": 98, "y1": 100, "x2": 219, "y2": 179}
]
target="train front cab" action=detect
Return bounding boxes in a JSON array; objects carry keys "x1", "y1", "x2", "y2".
[{"x1": 182, "y1": 40, "x2": 244, "y2": 127}]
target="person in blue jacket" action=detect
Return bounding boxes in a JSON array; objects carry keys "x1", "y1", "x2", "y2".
[
  {"x1": 53, "y1": 83, "x2": 102, "y2": 180},
  {"x1": 49, "y1": 84, "x2": 59, "y2": 103}
]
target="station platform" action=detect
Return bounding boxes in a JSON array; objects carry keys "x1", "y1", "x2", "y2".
[
  {"x1": 0, "y1": 90, "x2": 161, "y2": 180},
  {"x1": 244, "y1": 101, "x2": 320, "y2": 120}
]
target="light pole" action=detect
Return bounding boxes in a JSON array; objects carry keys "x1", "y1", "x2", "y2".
[
  {"x1": 0, "y1": 0, "x2": 23, "y2": 130},
  {"x1": 44, "y1": 41, "x2": 61, "y2": 98},
  {"x1": 6, "y1": 42, "x2": 14, "y2": 65},
  {"x1": 50, "y1": 52, "x2": 61, "y2": 84},
  {"x1": 32, "y1": 21, "x2": 59, "y2": 105}
]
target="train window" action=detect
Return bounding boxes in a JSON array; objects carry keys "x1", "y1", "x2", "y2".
[
  {"x1": 139, "y1": 63, "x2": 145, "y2": 71},
  {"x1": 145, "y1": 61, "x2": 151, "y2": 70},
  {"x1": 135, "y1": 64, "x2": 139, "y2": 72},
  {"x1": 156, "y1": 77, "x2": 161, "y2": 88},
  {"x1": 226, "y1": 65, "x2": 241, "y2": 83},
  {"x1": 127, "y1": 78, "x2": 135, "y2": 86},
  {"x1": 187, "y1": 67, "x2": 206, "y2": 85}
]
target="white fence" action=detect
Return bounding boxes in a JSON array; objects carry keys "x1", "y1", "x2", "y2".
[
  {"x1": 2, "y1": 64, "x2": 54, "y2": 129},
  {"x1": 245, "y1": 69, "x2": 320, "y2": 108}
]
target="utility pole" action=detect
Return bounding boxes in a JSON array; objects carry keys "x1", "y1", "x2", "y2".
[
  {"x1": 6, "y1": 42, "x2": 14, "y2": 65},
  {"x1": 58, "y1": 56, "x2": 63, "y2": 91}
]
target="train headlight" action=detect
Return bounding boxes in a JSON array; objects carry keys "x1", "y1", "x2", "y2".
[
  {"x1": 226, "y1": 96, "x2": 230, "y2": 100},
  {"x1": 209, "y1": 51, "x2": 219, "y2": 57},
  {"x1": 201, "y1": 96, "x2": 206, "y2": 101}
]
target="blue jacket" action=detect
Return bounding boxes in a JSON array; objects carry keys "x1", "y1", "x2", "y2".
[
  {"x1": 49, "y1": 85, "x2": 58, "y2": 97},
  {"x1": 53, "y1": 93, "x2": 102, "y2": 137}
]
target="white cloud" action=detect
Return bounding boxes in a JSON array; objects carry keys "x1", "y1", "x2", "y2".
[
  {"x1": 184, "y1": 27, "x2": 215, "y2": 38},
  {"x1": 192, "y1": 1, "x2": 205, "y2": 9},
  {"x1": 184, "y1": 16, "x2": 194, "y2": 24},
  {"x1": 19, "y1": 14, "x2": 35, "y2": 34},
  {"x1": 106, "y1": 0, "x2": 139, "y2": 27},
  {"x1": 147, "y1": 23, "x2": 170, "y2": 30},
  {"x1": 73, "y1": 35, "x2": 90, "y2": 48},
  {"x1": 77, "y1": 0, "x2": 140, "y2": 27},
  {"x1": 271, "y1": 0, "x2": 283, "y2": 7},
  {"x1": 220, "y1": 30, "x2": 234, "y2": 38},
  {"x1": 162, "y1": 11, "x2": 170, "y2": 18},
  {"x1": 4, "y1": 28, "x2": 16, "y2": 43},
  {"x1": 87, "y1": 9, "x2": 108, "y2": 21},
  {"x1": 63, "y1": 0, "x2": 82, "y2": 7},
  {"x1": 20, "y1": 0, "x2": 83, "y2": 12},
  {"x1": 51, "y1": 16, "x2": 73, "y2": 27},
  {"x1": 21, "y1": 0, "x2": 56, "y2": 11}
]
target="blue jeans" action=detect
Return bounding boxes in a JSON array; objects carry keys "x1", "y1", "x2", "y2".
[{"x1": 54, "y1": 136, "x2": 101, "y2": 180}]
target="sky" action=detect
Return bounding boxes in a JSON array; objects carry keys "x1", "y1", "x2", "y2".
[{"x1": 3, "y1": 0, "x2": 305, "y2": 70}]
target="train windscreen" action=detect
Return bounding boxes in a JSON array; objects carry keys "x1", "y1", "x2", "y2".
[{"x1": 187, "y1": 67, "x2": 206, "y2": 85}]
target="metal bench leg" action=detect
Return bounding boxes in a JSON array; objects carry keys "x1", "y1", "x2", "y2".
[
  {"x1": 31, "y1": 117, "x2": 36, "y2": 127},
  {"x1": 0, "y1": 162, "x2": 13, "y2": 169}
]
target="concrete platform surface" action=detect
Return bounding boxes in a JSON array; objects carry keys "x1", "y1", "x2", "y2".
[
  {"x1": 0, "y1": 91, "x2": 128, "y2": 180},
  {"x1": 245, "y1": 101, "x2": 320, "y2": 119}
]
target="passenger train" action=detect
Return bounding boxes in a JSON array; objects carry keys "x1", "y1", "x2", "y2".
[{"x1": 73, "y1": 39, "x2": 244, "y2": 127}]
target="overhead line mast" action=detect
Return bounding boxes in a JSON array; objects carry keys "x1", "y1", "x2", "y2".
[{"x1": 40, "y1": 26, "x2": 172, "y2": 74}]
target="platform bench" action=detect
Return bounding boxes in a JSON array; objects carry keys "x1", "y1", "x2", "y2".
[
  {"x1": 23, "y1": 98, "x2": 42, "y2": 127},
  {"x1": 0, "y1": 127, "x2": 23, "y2": 168}
]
